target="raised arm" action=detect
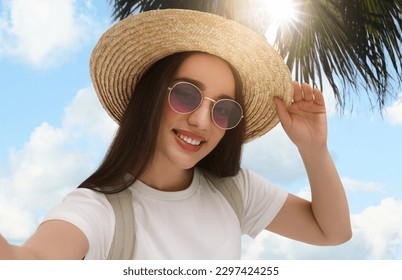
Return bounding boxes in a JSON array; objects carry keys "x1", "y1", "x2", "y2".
[
  {"x1": 0, "y1": 220, "x2": 88, "y2": 259},
  {"x1": 266, "y1": 82, "x2": 352, "y2": 246}
]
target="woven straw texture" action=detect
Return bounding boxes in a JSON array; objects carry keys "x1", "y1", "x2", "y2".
[{"x1": 90, "y1": 9, "x2": 293, "y2": 141}]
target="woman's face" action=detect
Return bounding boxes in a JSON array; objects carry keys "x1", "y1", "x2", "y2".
[{"x1": 154, "y1": 53, "x2": 236, "y2": 170}]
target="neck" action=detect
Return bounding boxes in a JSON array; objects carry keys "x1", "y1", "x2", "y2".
[{"x1": 137, "y1": 164, "x2": 194, "y2": 192}]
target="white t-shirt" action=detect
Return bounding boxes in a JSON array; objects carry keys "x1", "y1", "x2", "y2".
[{"x1": 42, "y1": 168, "x2": 288, "y2": 259}]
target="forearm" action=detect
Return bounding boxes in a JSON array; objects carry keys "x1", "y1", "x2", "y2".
[
  {"x1": 299, "y1": 146, "x2": 352, "y2": 244},
  {"x1": 0, "y1": 235, "x2": 39, "y2": 260},
  {"x1": 1, "y1": 220, "x2": 88, "y2": 260}
]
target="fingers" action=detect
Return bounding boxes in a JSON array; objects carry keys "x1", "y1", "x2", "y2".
[
  {"x1": 274, "y1": 97, "x2": 292, "y2": 130},
  {"x1": 313, "y1": 86, "x2": 325, "y2": 106},
  {"x1": 293, "y1": 82, "x2": 325, "y2": 105},
  {"x1": 301, "y1": 83, "x2": 313, "y2": 101},
  {"x1": 293, "y1": 81, "x2": 303, "y2": 102}
]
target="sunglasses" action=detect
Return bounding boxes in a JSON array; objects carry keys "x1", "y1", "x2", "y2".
[{"x1": 168, "y1": 81, "x2": 244, "y2": 130}]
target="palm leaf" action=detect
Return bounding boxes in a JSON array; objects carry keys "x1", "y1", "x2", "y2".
[
  {"x1": 107, "y1": 0, "x2": 402, "y2": 111},
  {"x1": 108, "y1": 0, "x2": 240, "y2": 21}
]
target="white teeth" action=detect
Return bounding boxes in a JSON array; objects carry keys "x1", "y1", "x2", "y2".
[{"x1": 176, "y1": 132, "x2": 202, "y2": 146}]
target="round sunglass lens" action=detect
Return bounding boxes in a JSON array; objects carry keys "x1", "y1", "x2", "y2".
[
  {"x1": 213, "y1": 100, "x2": 243, "y2": 129},
  {"x1": 169, "y1": 83, "x2": 202, "y2": 113}
]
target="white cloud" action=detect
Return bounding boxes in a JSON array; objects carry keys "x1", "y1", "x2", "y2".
[
  {"x1": 0, "y1": 87, "x2": 117, "y2": 241},
  {"x1": 352, "y1": 198, "x2": 402, "y2": 259},
  {"x1": 265, "y1": 177, "x2": 384, "y2": 211},
  {"x1": 64, "y1": 88, "x2": 117, "y2": 142},
  {"x1": 0, "y1": 196, "x2": 38, "y2": 240},
  {"x1": 295, "y1": 185, "x2": 311, "y2": 200},
  {"x1": 342, "y1": 177, "x2": 383, "y2": 193},
  {"x1": 385, "y1": 93, "x2": 402, "y2": 126},
  {"x1": 242, "y1": 197, "x2": 402, "y2": 260},
  {"x1": 242, "y1": 125, "x2": 305, "y2": 184},
  {"x1": 0, "y1": 0, "x2": 97, "y2": 68}
]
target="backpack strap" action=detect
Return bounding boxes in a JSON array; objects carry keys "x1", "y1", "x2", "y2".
[
  {"x1": 105, "y1": 189, "x2": 135, "y2": 260},
  {"x1": 205, "y1": 173, "x2": 244, "y2": 226},
  {"x1": 105, "y1": 173, "x2": 244, "y2": 259}
]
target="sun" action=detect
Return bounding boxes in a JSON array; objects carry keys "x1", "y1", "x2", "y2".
[
  {"x1": 237, "y1": 0, "x2": 299, "y2": 42},
  {"x1": 261, "y1": 0, "x2": 299, "y2": 43},
  {"x1": 264, "y1": 0, "x2": 299, "y2": 25}
]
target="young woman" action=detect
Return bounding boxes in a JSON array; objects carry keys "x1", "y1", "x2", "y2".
[{"x1": 0, "y1": 9, "x2": 351, "y2": 259}]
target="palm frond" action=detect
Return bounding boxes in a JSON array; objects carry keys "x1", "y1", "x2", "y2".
[
  {"x1": 108, "y1": 0, "x2": 241, "y2": 21},
  {"x1": 107, "y1": 0, "x2": 402, "y2": 111},
  {"x1": 274, "y1": 0, "x2": 402, "y2": 110}
]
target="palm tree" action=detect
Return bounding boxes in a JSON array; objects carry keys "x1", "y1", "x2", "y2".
[{"x1": 107, "y1": 0, "x2": 402, "y2": 111}]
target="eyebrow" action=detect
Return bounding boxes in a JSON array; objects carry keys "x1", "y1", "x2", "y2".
[{"x1": 171, "y1": 77, "x2": 234, "y2": 100}]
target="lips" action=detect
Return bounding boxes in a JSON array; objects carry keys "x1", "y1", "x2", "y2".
[
  {"x1": 176, "y1": 132, "x2": 202, "y2": 146},
  {"x1": 173, "y1": 129, "x2": 205, "y2": 152}
]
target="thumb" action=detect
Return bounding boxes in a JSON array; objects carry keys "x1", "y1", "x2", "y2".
[{"x1": 274, "y1": 97, "x2": 292, "y2": 130}]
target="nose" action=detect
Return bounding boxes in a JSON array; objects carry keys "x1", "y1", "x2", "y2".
[{"x1": 187, "y1": 99, "x2": 213, "y2": 130}]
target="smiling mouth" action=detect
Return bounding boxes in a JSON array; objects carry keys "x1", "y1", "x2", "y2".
[{"x1": 174, "y1": 130, "x2": 203, "y2": 146}]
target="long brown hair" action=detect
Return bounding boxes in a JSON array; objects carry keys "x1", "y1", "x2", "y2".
[{"x1": 78, "y1": 52, "x2": 246, "y2": 193}]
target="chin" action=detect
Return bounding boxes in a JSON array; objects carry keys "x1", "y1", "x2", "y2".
[{"x1": 174, "y1": 158, "x2": 200, "y2": 170}]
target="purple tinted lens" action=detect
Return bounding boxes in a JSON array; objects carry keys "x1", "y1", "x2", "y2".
[
  {"x1": 169, "y1": 83, "x2": 202, "y2": 113},
  {"x1": 213, "y1": 100, "x2": 242, "y2": 129}
]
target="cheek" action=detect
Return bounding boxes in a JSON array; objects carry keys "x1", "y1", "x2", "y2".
[
  {"x1": 210, "y1": 128, "x2": 225, "y2": 146},
  {"x1": 161, "y1": 104, "x2": 179, "y2": 124}
]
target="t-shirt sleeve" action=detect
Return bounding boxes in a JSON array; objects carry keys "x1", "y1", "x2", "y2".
[
  {"x1": 41, "y1": 188, "x2": 115, "y2": 259},
  {"x1": 234, "y1": 168, "x2": 288, "y2": 238}
]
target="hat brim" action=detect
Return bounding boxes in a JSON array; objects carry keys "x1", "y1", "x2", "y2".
[{"x1": 90, "y1": 9, "x2": 293, "y2": 141}]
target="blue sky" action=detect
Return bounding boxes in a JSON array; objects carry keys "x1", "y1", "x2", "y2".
[{"x1": 0, "y1": 0, "x2": 401, "y2": 260}]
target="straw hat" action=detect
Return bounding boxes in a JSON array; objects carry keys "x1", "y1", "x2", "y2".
[{"x1": 90, "y1": 9, "x2": 293, "y2": 141}]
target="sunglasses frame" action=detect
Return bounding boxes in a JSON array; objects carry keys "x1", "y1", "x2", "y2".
[{"x1": 167, "y1": 81, "x2": 244, "y2": 130}]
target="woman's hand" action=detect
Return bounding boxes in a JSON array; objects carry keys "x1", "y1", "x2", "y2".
[
  {"x1": 274, "y1": 82, "x2": 327, "y2": 153},
  {"x1": 268, "y1": 81, "x2": 352, "y2": 246}
]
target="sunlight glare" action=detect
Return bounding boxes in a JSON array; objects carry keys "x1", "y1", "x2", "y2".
[
  {"x1": 262, "y1": 0, "x2": 299, "y2": 44},
  {"x1": 234, "y1": 0, "x2": 300, "y2": 40},
  {"x1": 265, "y1": 0, "x2": 298, "y2": 25}
]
